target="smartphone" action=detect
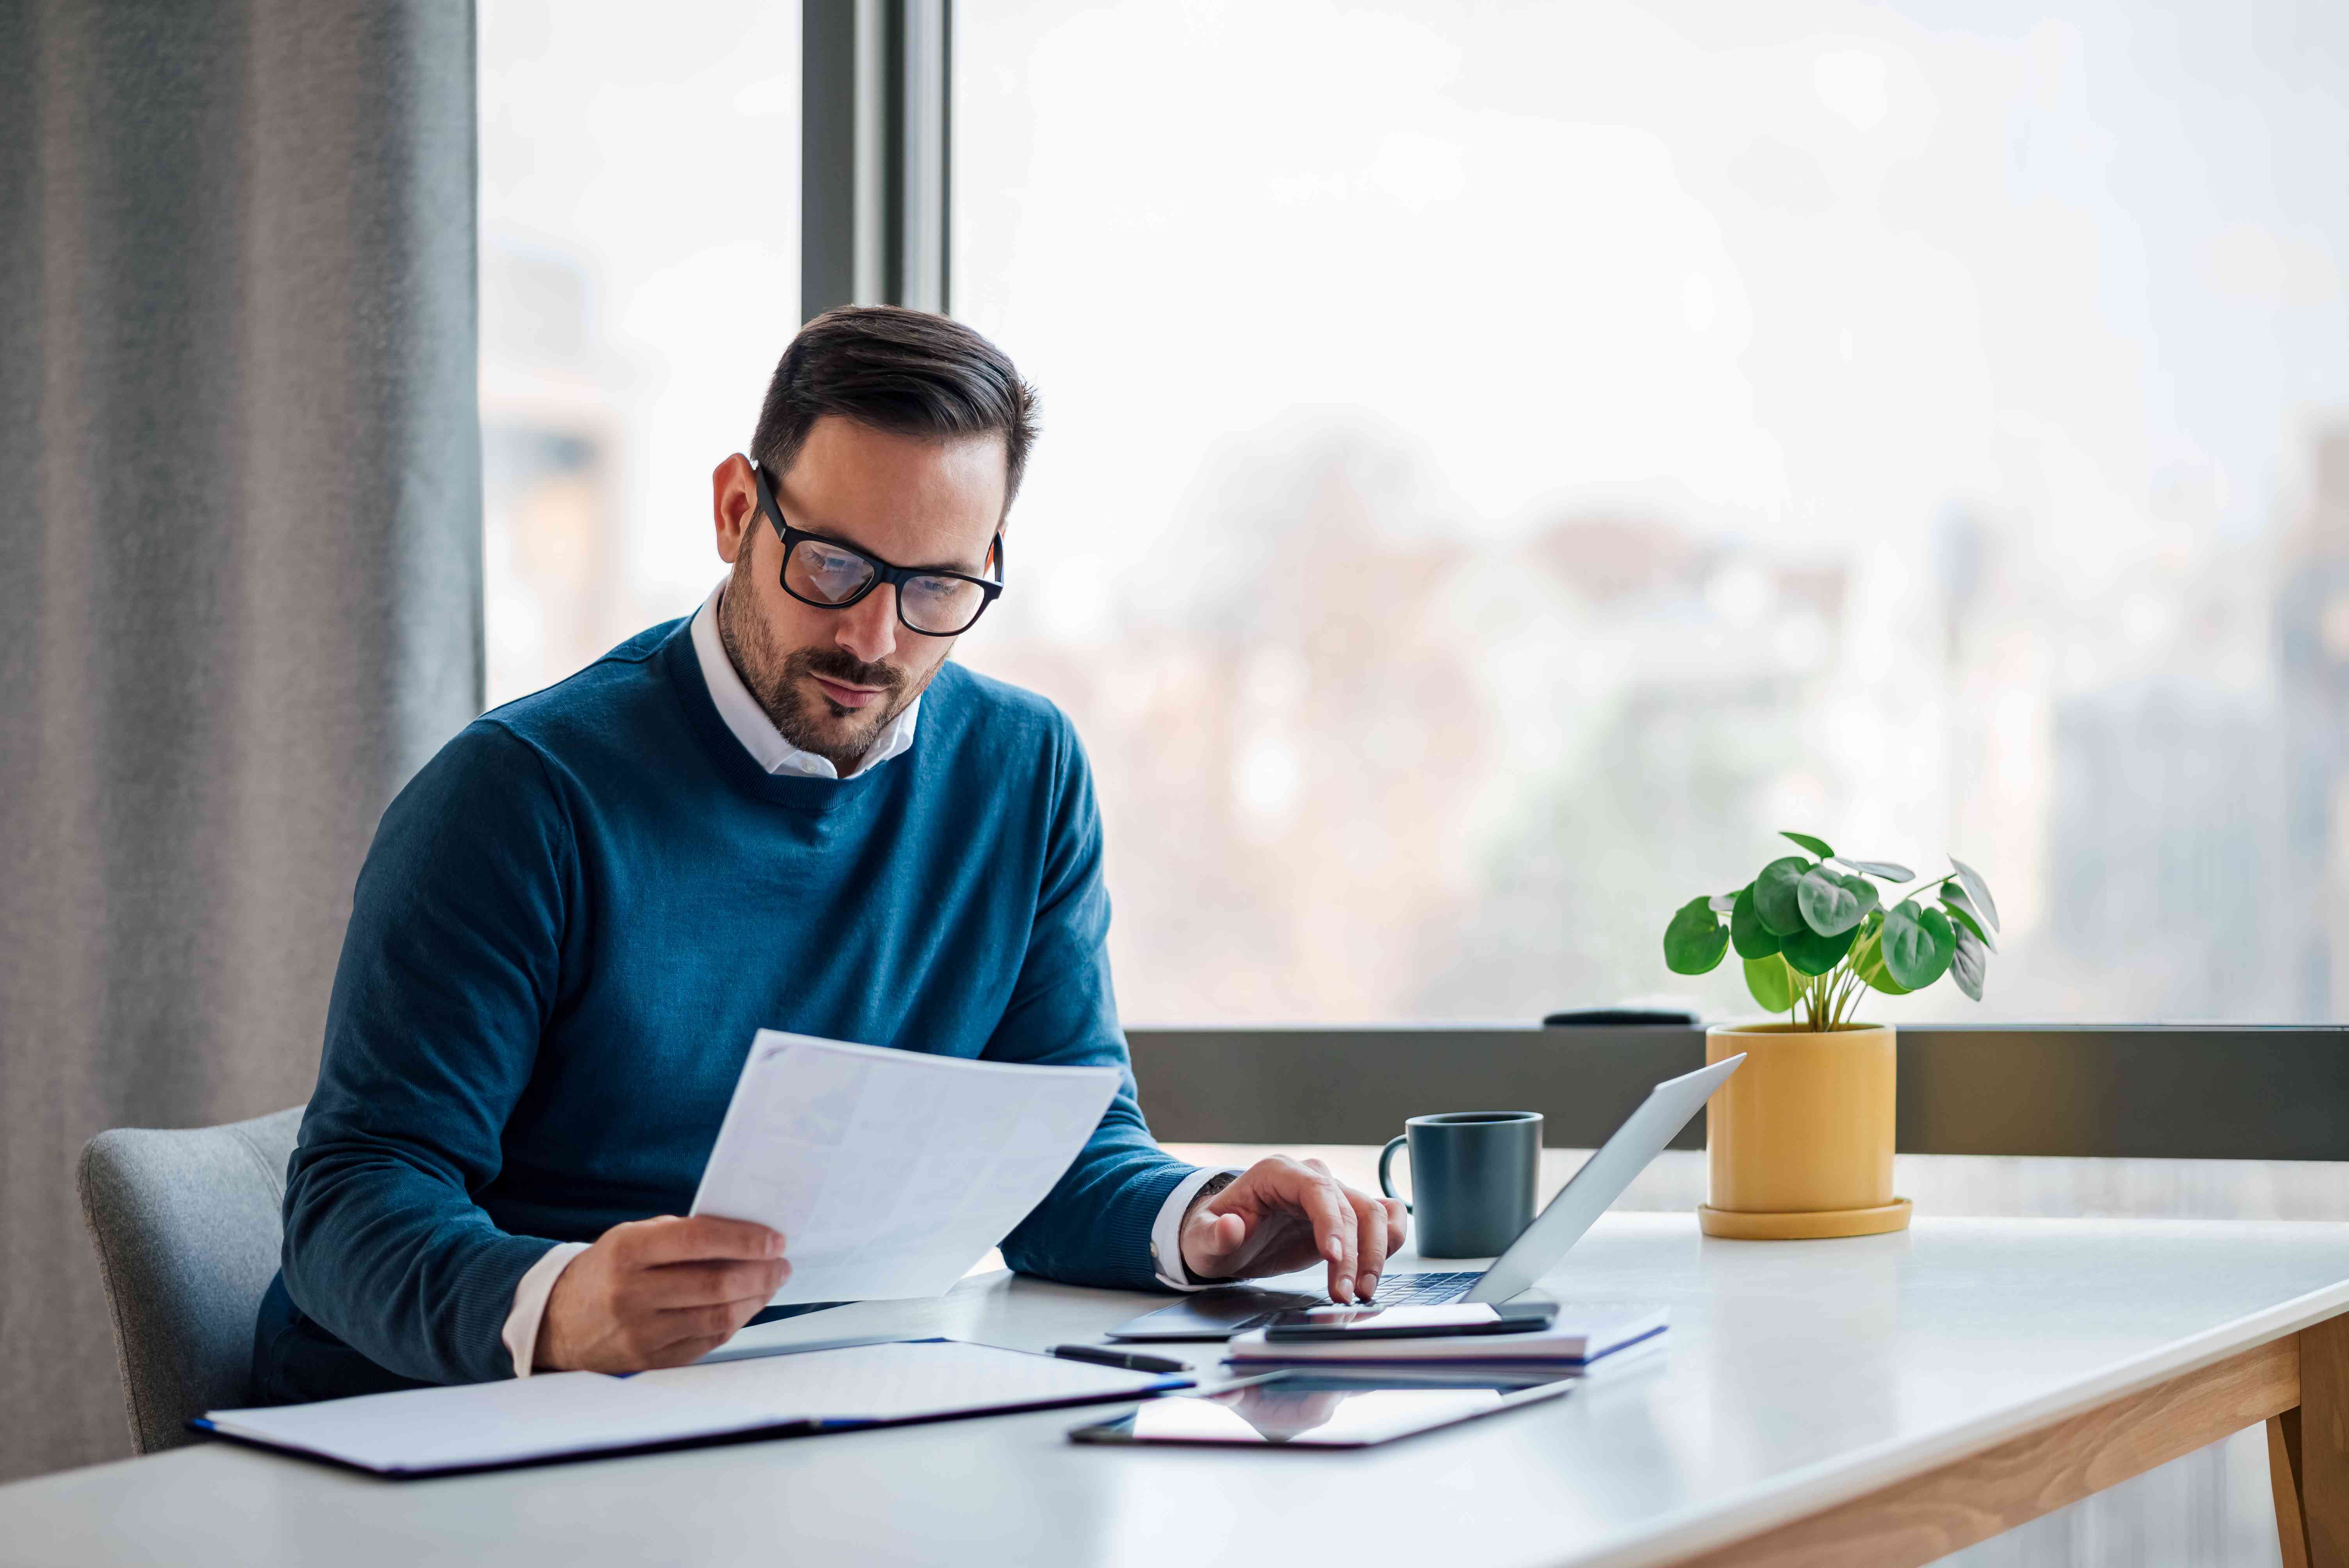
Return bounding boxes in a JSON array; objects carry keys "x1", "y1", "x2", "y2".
[{"x1": 1259, "y1": 1301, "x2": 1558, "y2": 1342}]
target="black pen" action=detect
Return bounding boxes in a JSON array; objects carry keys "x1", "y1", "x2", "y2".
[{"x1": 1050, "y1": 1343, "x2": 1190, "y2": 1375}]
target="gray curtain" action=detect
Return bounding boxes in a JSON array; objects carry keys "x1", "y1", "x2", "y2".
[{"x1": 0, "y1": 0, "x2": 481, "y2": 1480}]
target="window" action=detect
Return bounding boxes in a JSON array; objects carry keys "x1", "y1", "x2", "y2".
[
  {"x1": 952, "y1": 1, "x2": 2349, "y2": 1025},
  {"x1": 478, "y1": 0, "x2": 801, "y2": 707}
]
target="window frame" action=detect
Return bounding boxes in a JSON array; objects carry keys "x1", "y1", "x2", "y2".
[{"x1": 1126, "y1": 1025, "x2": 2349, "y2": 1158}]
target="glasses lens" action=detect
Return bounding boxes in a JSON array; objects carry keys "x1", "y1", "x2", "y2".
[
  {"x1": 785, "y1": 538, "x2": 878, "y2": 606},
  {"x1": 899, "y1": 574, "x2": 988, "y2": 634}
]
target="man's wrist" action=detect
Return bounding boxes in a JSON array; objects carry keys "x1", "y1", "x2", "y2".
[
  {"x1": 503, "y1": 1241, "x2": 590, "y2": 1378},
  {"x1": 1170, "y1": 1170, "x2": 1239, "y2": 1283},
  {"x1": 1187, "y1": 1170, "x2": 1238, "y2": 1216},
  {"x1": 1149, "y1": 1167, "x2": 1239, "y2": 1289}
]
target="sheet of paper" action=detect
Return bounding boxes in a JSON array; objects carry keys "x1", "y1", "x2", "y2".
[
  {"x1": 203, "y1": 1372, "x2": 776, "y2": 1475},
  {"x1": 635, "y1": 1338, "x2": 1173, "y2": 1421},
  {"x1": 690, "y1": 1030, "x2": 1121, "y2": 1304}
]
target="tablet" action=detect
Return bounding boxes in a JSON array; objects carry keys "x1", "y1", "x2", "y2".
[{"x1": 1065, "y1": 1369, "x2": 1576, "y2": 1448}]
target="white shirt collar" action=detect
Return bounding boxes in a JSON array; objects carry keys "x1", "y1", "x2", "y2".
[{"x1": 688, "y1": 583, "x2": 920, "y2": 780}]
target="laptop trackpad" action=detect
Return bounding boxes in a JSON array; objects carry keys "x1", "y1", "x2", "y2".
[{"x1": 1106, "y1": 1286, "x2": 1326, "y2": 1341}]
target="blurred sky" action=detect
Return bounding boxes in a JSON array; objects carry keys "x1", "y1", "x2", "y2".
[{"x1": 955, "y1": 0, "x2": 2349, "y2": 624}]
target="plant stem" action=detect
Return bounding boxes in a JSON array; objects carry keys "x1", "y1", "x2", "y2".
[{"x1": 1822, "y1": 963, "x2": 1860, "y2": 1030}]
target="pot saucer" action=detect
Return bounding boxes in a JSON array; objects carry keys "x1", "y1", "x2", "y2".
[{"x1": 1697, "y1": 1197, "x2": 1912, "y2": 1239}]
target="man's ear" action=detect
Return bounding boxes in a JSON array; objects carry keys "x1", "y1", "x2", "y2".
[{"x1": 712, "y1": 454, "x2": 758, "y2": 566}]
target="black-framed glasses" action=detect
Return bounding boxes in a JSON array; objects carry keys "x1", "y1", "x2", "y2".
[{"x1": 749, "y1": 459, "x2": 1005, "y2": 637}]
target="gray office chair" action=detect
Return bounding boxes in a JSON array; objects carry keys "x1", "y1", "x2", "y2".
[{"x1": 77, "y1": 1106, "x2": 305, "y2": 1452}]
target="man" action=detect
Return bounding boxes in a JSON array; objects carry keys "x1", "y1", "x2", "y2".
[{"x1": 254, "y1": 306, "x2": 1404, "y2": 1400}]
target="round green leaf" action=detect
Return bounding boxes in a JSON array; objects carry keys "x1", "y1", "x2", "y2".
[
  {"x1": 1881, "y1": 901, "x2": 1956, "y2": 990},
  {"x1": 1844, "y1": 872, "x2": 1881, "y2": 917},
  {"x1": 1663, "y1": 896, "x2": 1731, "y2": 975},
  {"x1": 1780, "y1": 920, "x2": 1857, "y2": 975},
  {"x1": 1841, "y1": 858, "x2": 1914, "y2": 882},
  {"x1": 1782, "y1": 831, "x2": 1835, "y2": 858},
  {"x1": 1853, "y1": 928, "x2": 1910, "y2": 994},
  {"x1": 1950, "y1": 856, "x2": 2000, "y2": 933},
  {"x1": 1796, "y1": 864, "x2": 1864, "y2": 936},
  {"x1": 1941, "y1": 885, "x2": 1996, "y2": 952},
  {"x1": 1752, "y1": 856, "x2": 1811, "y2": 936},
  {"x1": 1950, "y1": 923, "x2": 1989, "y2": 1001},
  {"x1": 1743, "y1": 952, "x2": 1798, "y2": 1012},
  {"x1": 1729, "y1": 884, "x2": 1780, "y2": 959}
]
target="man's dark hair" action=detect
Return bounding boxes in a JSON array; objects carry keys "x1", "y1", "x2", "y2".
[{"x1": 750, "y1": 305, "x2": 1039, "y2": 511}]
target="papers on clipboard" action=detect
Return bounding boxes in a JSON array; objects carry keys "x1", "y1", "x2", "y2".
[
  {"x1": 690, "y1": 1032, "x2": 1122, "y2": 1304},
  {"x1": 197, "y1": 1340, "x2": 1187, "y2": 1477}
]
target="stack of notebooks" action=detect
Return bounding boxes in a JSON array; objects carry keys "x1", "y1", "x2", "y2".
[{"x1": 1224, "y1": 1303, "x2": 1668, "y2": 1368}]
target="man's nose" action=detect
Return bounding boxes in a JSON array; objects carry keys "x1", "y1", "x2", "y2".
[{"x1": 835, "y1": 585, "x2": 898, "y2": 665}]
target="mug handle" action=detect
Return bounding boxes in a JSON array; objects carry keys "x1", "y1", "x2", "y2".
[{"x1": 1378, "y1": 1134, "x2": 1412, "y2": 1213}]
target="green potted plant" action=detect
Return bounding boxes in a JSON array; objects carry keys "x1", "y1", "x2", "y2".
[{"x1": 1661, "y1": 833, "x2": 1999, "y2": 1238}]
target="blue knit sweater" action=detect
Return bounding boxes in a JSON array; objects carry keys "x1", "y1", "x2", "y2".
[{"x1": 259, "y1": 617, "x2": 1192, "y2": 1394}]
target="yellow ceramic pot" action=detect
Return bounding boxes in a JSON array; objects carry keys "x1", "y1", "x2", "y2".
[{"x1": 1697, "y1": 1021, "x2": 1911, "y2": 1239}]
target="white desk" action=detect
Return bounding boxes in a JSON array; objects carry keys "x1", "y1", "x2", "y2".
[{"x1": 7, "y1": 1213, "x2": 2349, "y2": 1568}]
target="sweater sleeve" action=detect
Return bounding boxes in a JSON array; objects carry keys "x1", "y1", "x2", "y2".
[
  {"x1": 279, "y1": 722, "x2": 574, "y2": 1385},
  {"x1": 993, "y1": 717, "x2": 1196, "y2": 1290}
]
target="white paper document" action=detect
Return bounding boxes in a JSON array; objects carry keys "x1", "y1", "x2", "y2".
[
  {"x1": 634, "y1": 1338, "x2": 1164, "y2": 1421},
  {"x1": 689, "y1": 1030, "x2": 1121, "y2": 1304}
]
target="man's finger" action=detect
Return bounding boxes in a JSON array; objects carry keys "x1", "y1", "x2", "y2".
[
  {"x1": 622, "y1": 1215, "x2": 786, "y2": 1267},
  {"x1": 1285, "y1": 1169, "x2": 1357, "y2": 1301},
  {"x1": 1185, "y1": 1206, "x2": 1247, "y2": 1259},
  {"x1": 1351, "y1": 1188, "x2": 1390, "y2": 1299},
  {"x1": 644, "y1": 1336, "x2": 733, "y2": 1370},
  {"x1": 1178, "y1": 1203, "x2": 1247, "y2": 1280},
  {"x1": 643, "y1": 1299, "x2": 761, "y2": 1355},
  {"x1": 1381, "y1": 1195, "x2": 1408, "y2": 1252},
  {"x1": 636, "y1": 1256, "x2": 789, "y2": 1310}
]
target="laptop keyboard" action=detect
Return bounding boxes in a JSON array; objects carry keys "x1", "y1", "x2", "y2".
[
  {"x1": 1357, "y1": 1270, "x2": 1484, "y2": 1305},
  {"x1": 1107, "y1": 1269, "x2": 1497, "y2": 1339},
  {"x1": 1222, "y1": 1269, "x2": 1486, "y2": 1333}
]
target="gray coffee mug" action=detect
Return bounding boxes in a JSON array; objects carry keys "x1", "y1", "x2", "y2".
[{"x1": 1378, "y1": 1111, "x2": 1542, "y2": 1258}]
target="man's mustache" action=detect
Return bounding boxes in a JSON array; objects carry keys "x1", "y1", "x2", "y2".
[{"x1": 787, "y1": 647, "x2": 905, "y2": 696}]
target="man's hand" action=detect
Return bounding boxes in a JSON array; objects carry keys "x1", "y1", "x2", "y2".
[
  {"x1": 534, "y1": 1215, "x2": 788, "y2": 1373},
  {"x1": 1177, "y1": 1157, "x2": 1406, "y2": 1304}
]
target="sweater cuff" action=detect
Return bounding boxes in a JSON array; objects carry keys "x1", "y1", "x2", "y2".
[{"x1": 1088, "y1": 1159, "x2": 1197, "y2": 1291}]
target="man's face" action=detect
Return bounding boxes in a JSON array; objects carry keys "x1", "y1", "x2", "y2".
[{"x1": 711, "y1": 416, "x2": 1007, "y2": 774}]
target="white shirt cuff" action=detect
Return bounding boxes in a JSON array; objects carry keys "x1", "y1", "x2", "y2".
[
  {"x1": 501, "y1": 1241, "x2": 591, "y2": 1378},
  {"x1": 1149, "y1": 1167, "x2": 1244, "y2": 1290}
]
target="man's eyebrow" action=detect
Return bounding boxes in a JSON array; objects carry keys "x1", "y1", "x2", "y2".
[
  {"x1": 800, "y1": 524, "x2": 988, "y2": 576},
  {"x1": 907, "y1": 552, "x2": 991, "y2": 575}
]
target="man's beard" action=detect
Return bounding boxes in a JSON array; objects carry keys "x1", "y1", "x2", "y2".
[{"x1": 716, "y1": 558, "x2": 916, "y2": 775}]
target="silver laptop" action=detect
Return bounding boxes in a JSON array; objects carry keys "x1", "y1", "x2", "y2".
[{"x1": 1106, "y1": 1053, "x2": 1745, "y2": 1340}]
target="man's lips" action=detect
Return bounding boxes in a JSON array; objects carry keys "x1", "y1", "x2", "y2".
[{"x1": 809, "y1": 674, "x2": 887, "y2": 711}]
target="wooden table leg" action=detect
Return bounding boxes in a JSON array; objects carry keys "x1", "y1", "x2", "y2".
[
  {"x1": 2305, "y1": 1313, "x2": 2349, "y2": 1568},
  {"x1": 2275, "y1": 1409, "x2": 2311, "y2": 1568}
]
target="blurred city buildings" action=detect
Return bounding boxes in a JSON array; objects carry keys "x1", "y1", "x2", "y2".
[{"x1": 962, "y1": 419, "x2": 2347, "y2": 1026}]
